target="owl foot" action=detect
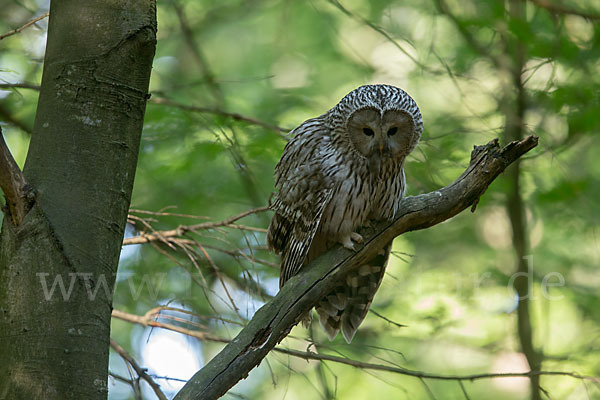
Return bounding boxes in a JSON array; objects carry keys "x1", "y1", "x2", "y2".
[{"x1": 340, "y1": 232, "x2": 363, "y2": 251}]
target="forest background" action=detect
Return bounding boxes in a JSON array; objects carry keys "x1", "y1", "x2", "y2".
[{"x1": 0, "y1": 0, "x2": 599, "y2": 399}]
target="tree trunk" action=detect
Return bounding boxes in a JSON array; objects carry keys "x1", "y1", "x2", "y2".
[{"x1": 0, "y1": 1, "x2": 156, "y2": 398}]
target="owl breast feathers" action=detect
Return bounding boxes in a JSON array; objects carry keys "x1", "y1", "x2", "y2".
[{"x1": 267, "y1": 84, "x2": 422, "y2": 343}]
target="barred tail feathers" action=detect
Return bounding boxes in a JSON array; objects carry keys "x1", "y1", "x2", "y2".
[{"x1": 316, "y1": 243, "x2": 392, "y2": 343}]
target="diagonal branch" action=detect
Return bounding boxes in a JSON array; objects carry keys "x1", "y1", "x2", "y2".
[
  {"x1": 173, "y1": 136, "x2": 539, "y2": 400},
  {"x1": 0, "y1": 12, "x2": 49, "y2": 41},
  {"x1": 110, "y1": 338, "x2": 168, "y2": 400},
  {"x1": 123, "y1": 205, "x2": 269, "y2": 245},
  {"x1": 0, "y1": 127, "x2": 30, "y2": 226},
  {"x1": 434, "y1": 0, "x2": 502, "y2": 68},
  {"x1": 111, "y1": 306, "x2": 599, "y2": 385},
  {"x1": 112, "y1": 309, "x2": 230, "y2": 343},
  {"x1": 172, "y1": 2, "x2": 224, "y2": 107},
  {"x1": 148, "y1": 97, "x2": 289, "y2": 137}
]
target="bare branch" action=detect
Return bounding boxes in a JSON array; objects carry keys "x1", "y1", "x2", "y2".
[
  {"x1": 148, "y1": 97, "x2": 289, "y2": 136},
  {"x1": 0, "y1": 82, "x2": 41, "y2": 90},
  {"x1": 112, "y1": 301, "x2": 599, "y2": 386},
  {"x1": 0, "y1": 127, "x2": 30, "y2": 226},
  {"x1": 272, "y1": 347, "x2": 599, "y2": 383},
  {"x1": 112, "y1": 309, "x2": 230, "y2": 343},
  {"x1": 110, "y1": 337, "x2": 168, "y2": 400},
  {"x1": 327, "y1": 0, "x2": 429, "y2": 72},
  {"x1": 123, "y1": 205, "x2": 269, "y2": 245},
  {"x1": 200, "y1": 242, "x2": 279, "y2": 269},
  {"x1": 173, "y1": 136, "x2": 539, "y2": 400},
  {"x1": 434, "y1": 0, "x2": 502, "y2": 68},
  {"x1": 0, "y1": 13, "x2": 48, "y2": 41},
  {"x1": 172, "y1": 3, "x2": 224, "y2": 107},
  {"x1": 0, "y1": 82, "x2": 289, "y2": 136}
]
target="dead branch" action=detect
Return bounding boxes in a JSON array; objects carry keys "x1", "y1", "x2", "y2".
[
  {"x1": 112, "y1": 309, "x2": 230, "y2": 343},
  {"x1": 273, "y1": 347, "x2": 599, "y2": 383},
  {"x1": 111, "y1": 299, "x2": 599, "y2": 386},
  {"x1": 0, "y1": 82, "x2": 41, "y2": 90},
  {"x1": 0, "y1": 127, "x2": 30, "y2": 226},
  {"x1": 173, "y1": 136, "x2": 539, "y2": 400},
  {"x1": 148, "y1": 97, "x2": 289, "y2": 136},
  {"x1": 110, "y1": 337, "x2": 168, "y2": 400},
  {"x1": 123, "y1": 205, "x2": 269, "y2": 245},
  {"x1": 0, "y1": 13, "x2": 49, "y2": 41},
  {"x1": 172, "y1": 3, "x2": 224, "y2": 107},
  {"x1": 434, "y1": 0, "x2": 502, "y2": 68}
]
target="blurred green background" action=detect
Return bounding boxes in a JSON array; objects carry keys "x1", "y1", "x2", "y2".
[{"x1": 1, "y1": 0, "x2": 599, "y2": 399}]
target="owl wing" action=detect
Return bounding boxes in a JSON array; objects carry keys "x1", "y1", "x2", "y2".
[{"x1": 267, "y1": 117, "x2": 334, "y2": 288}]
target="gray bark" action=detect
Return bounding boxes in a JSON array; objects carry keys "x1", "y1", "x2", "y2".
[{"x1": 0, "y1": 1, "x2": 156, "y2": 398}]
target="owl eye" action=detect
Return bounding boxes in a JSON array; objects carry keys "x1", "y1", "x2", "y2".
[
  {"x1": 362, "y1": 127, "x2": 374, "y2": 136},
  {"x1": 387, "y1": 127, "x2": 398, "y2": 136}
]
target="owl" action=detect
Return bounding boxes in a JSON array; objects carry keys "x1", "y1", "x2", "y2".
[{"x1": 267, "y1": 84, "x2": 423, "y2": 343}]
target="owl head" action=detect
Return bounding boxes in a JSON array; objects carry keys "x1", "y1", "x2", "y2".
[{"x1": 332, "y1": 84, "x2": 423, "y2": 178}]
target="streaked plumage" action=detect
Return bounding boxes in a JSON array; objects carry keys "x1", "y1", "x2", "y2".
[{"x1": 267, "y1": 84, "x2": 422, "y2": 343}]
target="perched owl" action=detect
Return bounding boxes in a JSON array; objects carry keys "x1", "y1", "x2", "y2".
[{"x1": 267, "y1": 84, "x2": 422, "y2": 343}]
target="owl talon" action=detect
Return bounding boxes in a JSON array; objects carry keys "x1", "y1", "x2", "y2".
[
  {"x1": 341, "y1": 232, "x2": 363, "y2": 251},
  {"x1": 350, "y1": 232, "x2": 363, "y2": 243}
]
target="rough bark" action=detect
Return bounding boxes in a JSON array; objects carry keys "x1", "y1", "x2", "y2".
[
  {"x1": 0, "y1": 1, "x2": 156, "y2": 399},
  {"x1": 174, "y1": 136, "x2": 539, "y2": 400}
]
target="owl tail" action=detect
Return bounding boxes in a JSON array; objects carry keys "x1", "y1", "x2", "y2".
[{"x1": 315, "y1": 243, "x2": 392, "y2": 343}]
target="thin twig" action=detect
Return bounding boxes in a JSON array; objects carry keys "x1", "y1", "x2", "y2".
[
  {"x1": 112, "y1": 309, "x2": 230, "y2": 343},
  {"x1": 111, "y1": 307, "x2": 599, "y2": 385},
  {"x1": 328, "y1": 0, "x2": 436, "y2": 74},
  {"x1": 0, "y1": 13, "x2": 49, "y2": 41},
  {"x1": 197, "y1": 243, "x2": 241, "y2": 313},
  {"x1": 172, "y1": 2, "x2": 224, "y2": 107},
  {"x1": 0, "y1": 82, "x2": 41, "y2": 90},
  {"x1": 123, "y1": 205, "x2": 269, "y2": 245},
  {"x1": 109, "y1": 371, "x2": 134, "y2": 385},
  {"x1": 128, "y1": 214, "x2": 177, "y2": 250},
  {"x1": 148, "y1": 97, "x2": 289, "y2": 136},
  {"x1": 369, "y1": 309, "x2": 407, "y2": 328},
  {"x1": 458, "y1": 380, "x2": 471, "y2": 400},
  {"x1": 109, "y1": 337, "x2": 168, "y2": 400},
  {"x1": 199, "y1": 242, "x2": 278, "y2": 269},
  {"x1": 434, "y1": 0, "x2": 502, "y2": 68},
  {"x1": 130, "y1": 208, "x2": 211, "y2": 220},
  {"x1": 224, "y1": 224, "x2": 267, "y2": 233},
  {"x1": 272, "y1": 348, "x2": 599, "y2": 383}
]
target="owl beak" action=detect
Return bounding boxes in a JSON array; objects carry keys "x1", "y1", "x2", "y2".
[
  {"x1": 378, "y1": 138, "x2": 389, "y2": 156},
  {"x1": 369, "y1": 154, "x2": 382, "y2": 181}
]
